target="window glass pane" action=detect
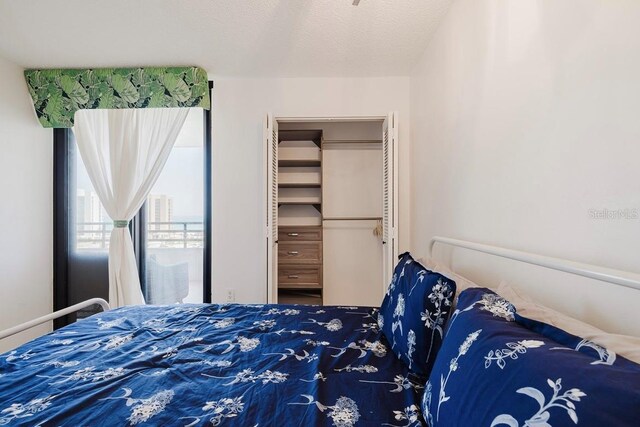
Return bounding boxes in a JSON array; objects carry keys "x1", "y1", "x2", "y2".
[
  {"x1": 144, "y1": 109, "x2": 204, "y2": 304},
  {"x1": 74, "y1": 141, "x2": 111, "y2": 252},
  {"x1": 67, "y1": 133, "x2": 110, "y2": 320}
]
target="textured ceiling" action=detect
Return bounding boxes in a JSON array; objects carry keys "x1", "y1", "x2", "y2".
[{"x1": 0, "y1": 0, "x2": 452, "y2": 77}]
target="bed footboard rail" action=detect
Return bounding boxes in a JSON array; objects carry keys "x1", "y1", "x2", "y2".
[{"x1": 0, "y1": 298, "x2": 110, "y2": 341}]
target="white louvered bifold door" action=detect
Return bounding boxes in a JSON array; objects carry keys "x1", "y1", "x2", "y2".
[
  {"x1": 382, "y1": 112, "x2": 399, "y2": 290},
  {"x1": 265, "y1": 113, "x2": 278, "y2": 303}
]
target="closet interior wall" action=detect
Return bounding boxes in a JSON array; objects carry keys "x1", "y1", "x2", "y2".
[{"x1": 276, "y1": 120, "x2": 384, "y2": 306}]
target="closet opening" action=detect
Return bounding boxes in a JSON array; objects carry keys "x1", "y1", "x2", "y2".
[{"x1": 265, "y1": 114, "x2": 398, "y2": 307}]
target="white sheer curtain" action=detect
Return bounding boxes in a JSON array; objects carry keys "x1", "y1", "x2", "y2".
[{"x1": 73, "y1": 108, "x2": 189, "y2": 307}]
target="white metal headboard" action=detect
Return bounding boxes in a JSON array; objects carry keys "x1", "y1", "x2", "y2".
[{"x1": 429, "y1": 236, "x2": 640, "y2": 292}]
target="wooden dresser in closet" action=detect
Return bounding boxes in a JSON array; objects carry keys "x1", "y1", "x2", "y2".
[{"x1": 278, "y1": 226, "x2": 323, "y2": 304}]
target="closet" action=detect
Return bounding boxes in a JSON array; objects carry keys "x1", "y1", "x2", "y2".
[{"x1": 265, "y1": 114, "x2": 398, "y2": 306}]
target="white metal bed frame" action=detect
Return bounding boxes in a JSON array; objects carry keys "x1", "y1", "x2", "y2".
[
  {"x1": 429, "y1": 236, "x2": 640, "y2": 291},
  {"x1": 0, "y1": 298, "x2": 110, "y2": 341},
  {"x1": 1, "y1": 236, "x2": 639, "y2": 342}
]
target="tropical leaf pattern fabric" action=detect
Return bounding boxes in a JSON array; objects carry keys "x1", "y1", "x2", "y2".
[
  {"x1": 24, "y1": 67, "x2": 210, "y2": 128},
  {"x1": 422, "y1": 288, "x2": 640, "y2": 426},
  {"x1": 0, "y1": 303, "x2": 424, "y2": 426}
]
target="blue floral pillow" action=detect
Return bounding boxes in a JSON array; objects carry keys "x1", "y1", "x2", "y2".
[
  {"x1": 378, "y1": 252, "x2": 457, "y2": 377},
  {"x1": 422, "y1": 287, "x2": 640, "y2": 426}
]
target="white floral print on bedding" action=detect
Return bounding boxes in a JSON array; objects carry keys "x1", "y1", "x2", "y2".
[
  {"x1": 329, "y1": 339, "x2": 388, "y2": 358},
  {"x1": 43, "y1": 360, "x2": 81, "y2": 368},
  {"x1": 263, "y1": 307, "x2": 300, "y2": 316},
  {"x1": 271, "y1": 328, "x2": 315, "y2": 336},
  {"x1": 360, "y1": 374, "x2": 423, "y2": 393},
  {"x1": 50, "y1": 338, "x2": 74, "y2": 346},
  {"x1": 406, "y1": 330, "x2": 416, "y2": 369},
  {"x1": 101, "y1": 388, "x2": 174, "y2": 425},
  {"x1": 408, "y1": 269, "x2": 427, "y2": 296},
  {"x1": 210, "y1": 317, "x2": 235, "y2": 329},
  {"x1": 264, "y1": 348, "x2": 319, "y2": 363},
  {"x1": 2, "y1": 349, "x2": 37, "y2": 362},
  {"x1": 252, "y1": 319, "x2": 277, "y2": 330},
  {"x1": 334, "y1": 364, "x2": 379, "y2": 373},
  {"x1": 131, "y1": 335, "x2": 203, "y2": 360},
  {"x1": 290, "y1": 395, "x2": 361, "y2": 427},
  {"x1": 391, "y1": 293, "x2": 406, "y2": 341},
  {"x1": 571, "y1": 339, "x2": 616, "y2": 366},
  {"x1": 201, "y1": 360, "x2": 233, "y2": 368},
  {"x1": 300, "y1": 372, "x2": 328, "y2": 382},
  {"x1": 356, "y1": 321, "x2": 380, "y2": 333},
  {"x1": 422, "y1": 381, "x2": 434, "y2": 426},
  {"x1": 198, "y1": 336, "x2": 260, "y2": 354},
  {"x1": 377, "y1": 313, "x2": 385, "y2": 329},
  {"x1": 484, "y1": 340, "x2": 545, "y2": 369},
  {"x1": 38, "y1": 366, "x2": 127, "y2": 385},
  {"x1": 305, "y1": 318, "x2": 343, "y2": 331},
  {"x1": 104, "y1": 333, "x2": 134, "y2": 350},
  {"x1": 437, "y1": 329, "x2": 482, "y2": 421},
  {"x1": 304, "y1": 339, "x2": 330, "y2": 347},
  {"x1": 0, "y1": 395, "x2": 57, "y2": 425},
  {"x1": 420, "y1": 278, "x2": 454, "y2": 364},
  {"x1": 384, "y1": 404, "x2": 422, "y2": 427},
  {"x1": 385, "y1": 271, "x2": 399, "y2": 299},
  {"x1": 142, "y1": 317, "x2": 195, "y2": 334},
  {"x1": 491, "y1": 378, "x2": 586, "y2": 427},
  {"x1": 183, "y1": 396, "x2": 245, "y2": 427},
  {"x1": 448, "y1": 292, "x2": 515, "y2": 329},
  {"x1": 96, "y1": 317, "x2": 126, "y2": 329},
  {"x1": 203, "y1": 368, "x2": 288, "y2": 385}
]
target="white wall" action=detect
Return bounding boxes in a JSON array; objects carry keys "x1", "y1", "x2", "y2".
[
  {"x1": 411, "y1": 0, "x2": 640, "y2": 335},
  {"x1": 211, "y1": 77, "x2": 410, "y2": 303},
  {"x1": 0, "y1": 55, "x2": 53, "y2": 351}
]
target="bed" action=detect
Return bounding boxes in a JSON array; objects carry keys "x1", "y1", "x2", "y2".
[
  {"x1": 2, "y1": 236, "x2": 640, "y2": 426},
  {"x1": 0, "y1": 303, "x2": 423, "y2": 426}
]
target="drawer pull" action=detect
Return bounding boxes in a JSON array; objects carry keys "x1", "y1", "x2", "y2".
[
  {"x1": 287, "y1": 233, "x2": 299, "y2": 237},
  {"x1": 287, "y1": 251, "x2": 299, "y2": 255},
  {"x1": 288, "y1": 275, "x2": 299, "y2": 279}
]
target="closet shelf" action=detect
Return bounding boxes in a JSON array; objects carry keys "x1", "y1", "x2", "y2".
[
  {"x1": 279, "y1": 159, "x2": 321, "y2": 167},
  {"x1": 278, "y1": 201, "x2": 321, "y2": 205},
  {"x1": 279, "y1": 166, "x2": 321, "y2": 187},
  {"x1": 278, "y1": 183, "x2": 321, "y2": 188},
  {"x1": 279, "y1": 144, "x2": 321, "y2": 167},
  {"x1": 279, "y1": 130, "x2": 322, "y2": 147},
  {"x1": 279, "y1": 187, "x2": 321, "y2": 204}
]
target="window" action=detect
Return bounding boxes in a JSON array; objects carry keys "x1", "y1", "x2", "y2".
[
  {"x1": 53, "y1": 88, "x2": 212, "y2": 326},
  {"x1": 142, "y1": 109, "x2": 207, "y2": 304},
  {"x1": 74, "y1": 146, "x2": 111, "y2": 252}
]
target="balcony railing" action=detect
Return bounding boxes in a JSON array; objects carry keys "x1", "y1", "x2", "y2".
[{"x1": 76, "y1": 221, "x2": 204, "y2": 250}]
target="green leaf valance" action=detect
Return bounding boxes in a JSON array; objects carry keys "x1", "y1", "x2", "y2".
[{"x1": 24, "y1": 66, "x2": 210, "y2": 128}]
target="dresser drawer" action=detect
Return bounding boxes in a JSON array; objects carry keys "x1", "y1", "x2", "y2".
[
  {"x1": 279, "y1": 265, "x2": 322, "y2": 289},
  {"x1": 278, "y1": 241, "x2": 322, "y2": 264},
  {"x1": 278, "y1": 226, "x2": 322, "y2": 242}
]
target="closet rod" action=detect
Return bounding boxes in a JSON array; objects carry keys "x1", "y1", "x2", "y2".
[{"x1": 323, "y1": 217, "x2": 382, "y2": 221}]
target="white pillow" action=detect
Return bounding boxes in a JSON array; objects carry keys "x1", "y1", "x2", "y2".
[
  {"x1": 418, "y1": 256, "x2": 480, "y2": 292},
  {"x1": 417, "y1": 256, "x2": 487, "y2": 311},
  {"x1": 497, "y1": 281, "x2": 640, "y2": 364}
]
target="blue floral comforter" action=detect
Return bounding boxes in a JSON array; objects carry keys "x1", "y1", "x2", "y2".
[{"x1": 0, "y1": 304, "x2": 424, "y2": 426}]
